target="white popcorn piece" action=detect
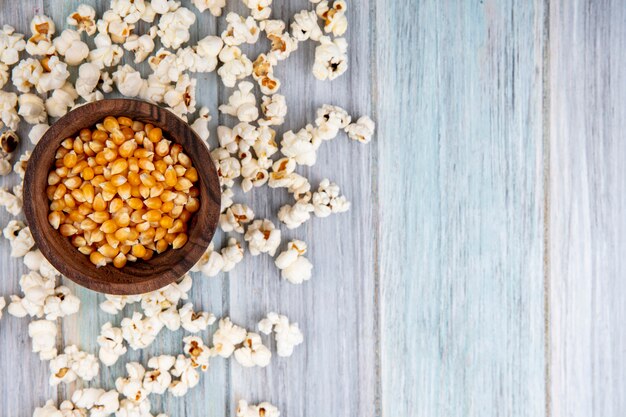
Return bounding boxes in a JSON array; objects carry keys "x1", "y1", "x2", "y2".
[
  {"x1": 113, "y1": 64, "x2": 146, "y2": 97},
  {"x1": 43, "y1": 286, "x2": 81, "y2": 320},
  {"x1": 236, "y1": 400, "x2": 280, "y2": 417},
  {"x1": 53, "y1": 29, "x2": 89, "y2": 66},
  {"x1": 121, "y1": 312, "x2": 164, "y2": 350},
  {"x1": 234, "y1": 332, "x2": 272, "y2": 367},
  {"x1": 3, "y1": 219, "x2": 24, "y2": 240},
  {"x1": 18, "y1": 93, "x2": 47, "y2": 125},
  {"x1": 111, "y1": 0, "x2": 153, "y2": 24},
  {"x1": 28, "y1": 319, "x2": 57, "y2": 360},
  {"x1": 26, "y1": 15, "x2": 56, "y2": 57},
  {"x1": 218, "y1": 46, "x2": 253, "y2": 88},
  {"x1": 100, "y1": 293, "x2": 141, "y2": 315},
  {"x1": 28, "y1": 123, "x2": 49, "y2": 145},
  {"x1": 76, "y1": 62, "x2": 101, "y2": 100},
  {"x1": 291, "y1": 10, "x2": 323, "y2": 42},
  {"x1": 10, "y1": 270, "x2": 55, "y2": 318},
  {"x1": 243, "y1": 0, "x2": 272, "y2": 20},
  {"x1": 275, "y1": 240, "x2": 313, "y2": 284},
  {"x1": 192, "y1": 0, "x2": 226, "y2": 16},
  {"x1": 181, "y1": 35, "x2": 223, "y2": 73},
  {"x1": 116, "y1": 399, "x2": 151, "y2": 417},
  {"x1": 89, "y1": 33, "x2": 124, "y2": 69},
  {"x1": 179, "y1": 302, "x2": 215, "y2": 333},
  {"x1": 144, "y1": 355, "x2": 175, "y2": 394},
  {"x1": 90, "y1": 390, "x2": 120, "y2": 417},
  {"x1": 0, "y1": 25, "x2": 26, "y2": 66},
  {"x1": 38, "y1": 56, "x2": 71, "y2": 94},
  {"x1": 98, "y1": 10, "x2": 135, "y2": 44},
  {"x1": 100, "y1": 71, "x2": 114, "y2": 93},
  {"x1": 67, "y1": 5, "x2": 97, "y2": 36},
  {"x1": 211, "y1": 147, "x2": 241, "y2": 188},
  {"x1": 211, "y1": 317, "x2": 246, "y2": 358},
  {"x1": 259, "y1": 94, "x2": 287, "y2": 126},
  {"x1": 316, "y1": 0, "x2": 348, "y2": 36},
  {"x1": 265, "y1": 30, "x2": 298, "y2": 63},
  {"x1": 49, "y1": 345, "x2": 99, "y2": 385},
  {"x1": 0, "y1": 62, "x2": 8, "y2": 89},
  {"x1": 222, "y1": 13, "x2": 260, "y2": 46},
  {"x1": 13, "y1": 151, "x2": 29, "y2": 179},
  {"x1": 157, "y1": 305, "x2": 181, "y2": 331},
  {"x1": 152, "y1": 0, "x2": 181, "y2": 15},
  {"x1": 147, "y1": 49, "x2": 183, "y2": 84},
  {"x1": 277, "y1": 197, "x2": 314, "y2": 229},
  {"x1": 116, "y1": 362, "x2": 149, "y2": 403},
  {"x1": 192, "y1": 242, "x2": 224, "y2": 277},
  {"x1": 219, "y1": 81, "x2": 258, "y2": 122},
  {"x1": 312, "y1": 178, "x2": 350, "y2": 217},
  {"x1": 123, "y1": 27, "x2": 157, "y2": 63},
  {"x1": 0, "y1": 159, "x2": 10, "y2": 176},
  {"x1": 219, "y1": 203, "x2": 255, "y2": 233},
  {"x1": 170, "y1": 355, "x2": 200, "y2": 395},
  {"x1": 97, "y1": 322, "x2": 127, "y2": 366},
  {"x1": 33, "y1": 400, "x2": 65, "y2": 417},
  {"x1": 71, "y1": 388, "x2": 105, "y2": 409},
  {"x1": 345, "y1": 115, "x2": 376, "y2": 144},
  {"x1": 0, "y1": 91, "x2": 19, "y2": 130},
  {"x1": 164, "y1": 74, "x2": 197, "y2": 117},
  {"x1": 0, "y1": 296, "x2": 5, "y2": 321},
  {"x1": 24, "y1": 249, "x2": 59, "y2": 279},
  {"x1": 157, "y1": 7, "x2": 196, "y2": 49},
  {"x1": 221, "y1": 187, "x2": 234, "y2": 213},
  {"x1": 244, "y1": 219, "x2": 281, "y2": 256},
  {"x1": 221, "y1": 238, "x2": 244, "y2": 272},
  {"x1": 183, "y1": 335, "x2": 212, "y2": 371},
  {"x1": 190, "y1": 107, "x2": 211, "y2": 141},
  {"x1": 9, "y1": 226, "x2": 33, "y2": 257},
  {"x1": 280, "y1": 126, "x2": 319, "y2": 166},
  {"x1": 240, "y1": 156, "x2": 269, "y2": 192},
  {"x1": 12, "y1": 58, "x2": 43, "y2": 93},
  {"x1": 314, "y1": 104, "x2": 351, "y2": 140},
  {"x1": 257, "y1": 312, "x2": 304, "y2": 357},
  {"x1": 46, "y1": 82, "x2": 78, "y2": 118},
  {"x1": 312, "y1": 36, "x2": 348, "y2": 81},
  {"x1": 253, "y1": 125, "x2": 278, "y2": 159}
]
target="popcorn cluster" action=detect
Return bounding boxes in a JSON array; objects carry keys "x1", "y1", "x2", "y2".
[{"x1": 0, "y1": 1, "x2": 375, "y2": 416}]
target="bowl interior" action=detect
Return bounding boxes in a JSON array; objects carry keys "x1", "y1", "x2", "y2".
[{"x1": 23, "y1": 99, "x2": 221, "y2": 295}]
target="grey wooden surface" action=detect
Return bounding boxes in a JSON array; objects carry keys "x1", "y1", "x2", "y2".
[{"x1": 1, "y1": 1, "x2": 626, "y2": 417}]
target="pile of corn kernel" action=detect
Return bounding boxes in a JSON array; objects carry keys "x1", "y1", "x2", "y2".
[{"x1": 47, "y1": 116, "x2": 199, "y2": 268}]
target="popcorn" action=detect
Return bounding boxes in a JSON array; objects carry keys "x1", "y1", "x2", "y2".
[
  {"x1": 0, "y1": 158, "x2": 9, "y2": 176},
  {"x1": 49, "y1": 345, "x2": 99, "y2": 385},
  {"x1": 170, "y1": 355, "x2": 200, "y2": 394},
  {"x1": 3, "y1": 219, "x2": 24, "y2": 241},
  {"x1": 43, "y1": 286, "x2": 81, "y2": 320},
  {"x1": 280, "y1": 126, "x2": 319, "y2": 166},
  {"x1": 221, "y1": 187, "x2": 234, "y2": 212},
  {"x1": 243, "y1": 0, "x2": 272, "y2": 20},
  {"x1": 234, "y1": 332, "x2": 271, "y2": 367},
  {"x1": 157, "y1": 305, "x2": 181, "y2": 331},
  {"x1": 121, "y1": 312, "x2": 164, "y2": 350},
  {"x1": 211, "y1": 317, "x2": 246, "y2": 358},
  {"x1": 0, "y1": 296, "x2": 5, "y2": 321},
  {"x1": 23, "y1": 249, "x2": 59, "y2": 279},
  {"x1": 274, "y1": 240, "x2": 313, "y2": 284},
  {"x1": 67, "y1": 5, "x2": 97, "y2": 36},
  {"x1": 9, "y1": 226, "x2": 33, "y2": 257},
  {"x1": 183, "y1": 336, "x2": 212, "y2": 371},
  {"x1": 26, "y1": 15, "x2": 56, "y2": 56},
  {"x1": 291, "y1": 10, "x2": 323, "y2": 42},
  {"x1": 157, "y1": 7, "x2": 196, "y2": 49},
  {"x1": 0, "y1": 25, "x2": 26, "y2": 66},
  {"x1": 219, "y1": 203, "x2": 254, "y2": 233},
  {"x1": 192, "y1": 242, "x2": 224, "y2": 277},
  {"x1": 18, "y1": 93, "x2": 47, "y2": 125},
  {"x1": 29, "y1": 123, "x2": 49, "y2": 144},
  {"x1": 312, "y1": 36, "x2": 348, "y2": 81},
  {"x1": 12, "y1": 58, "x2": 43, "y2": 93},
  {"x1": 265, "y1": 30, "x2": 298, "y2": 63},
  {"x1": 10, "y1": 271, "x2": 54, "y2": 318},
  {"x1": 111, "y1": 0, "x2": 153, "y2": 24},
  {"x1": 316, "y1": 0, "x2": 348, "y2": 36},
  {"x1": 144, "y1": 355, "x2": 175, "y2": 394},
  {"x1": 89, "y1": 33, "x2": 124, "y2": 69},
  {"x1": 100, "y1": 293, "x2": 141, "y2": 315},
  {"x1": 116, "y1": 399, "x2": 152, "y2": 417},
  {"x1": 0, "y1": 91, "x2": 19, "y2": 130},
  {"x1": 28, "y1": 319, "x2": 57, "y2": 360},
  {"x1": 38, "y1": 56, "x2": 71, "y2": 93},
  {"x1": 211, "y1": 147, "x2": 241, "y2": 187},
  {"x1": 219, "y1": 81, "x2": 258, "y2": 122},
  {"x1": 13, "y1": 151, "x2": 29, "y2": 179},
  {"x1": 53, "y1": 29, "x2": 89, "y2": 66},
  {"x1": 115, "y1": 362, "x2": 149, "y2": 402},
  {"x1": 163, "y1": 74, "x2": 196, "y2": 117},
  {"x1": 257, "y1": 312, "x2": 303, "y2": 357},
  {"x1": 277, "y1": 197, "x2": 314, "y2": 229},
  {"x1": 99, "y1": 10, "x2": 135, "y2": 44},
  {"x1": 244, "y1": 219, "x2": 281, "y2": 256},
  {"x1": 314, "y1": 104, "x2": 351, "y2": 140},
  {"x1": 0, "y1": 63, "x2": 8, "y2": 89},
  {"x1": 113, "y1": 64, "x2": 146, "y2": 97},
  {"x1": 76, "y1": 62, "x2": 102, "y2": 100},
  {"x1": 45, "y1": 82, "x2": 78, "y2": 118},
  {"x1": 33, "y1": 400, "x2": 65, "y2": 417},
  {"x1": 89, "y1": 391, "x2": 120, "y2": 417},
  {"x1": 97, "y1": 322, "x2": 128, "y2": 366},
  {"x1": 259, "y1": 94, "x2": 287, "y2": 126},
  {"x1": 123, "y1": 27, "x2": 157, "y2": 63},
  {"x1": 312, "y1": 178, "x2": 350, "y2": 217},
  {"x1": 192, "y1": 0, "x2": 226, "y2": 16},
  {"x1": 71, "y1": 388, "x2": 104, "y2": 409},
  {"x1": 222, "y1": 13, "x2": 260, "y2": 46},
  {"x1": 180, "y1": 35, "x2": 223, "y2": 73},
  {"x1": 221, "y1": 238, "x2": 244, "y2": 271},
  {"x1": 179, "y1": 302, "x2": 215, "y2": 332},
  {"x1": 236, "y1": 400, "x2": 280, "y2": 417},
  {"x1": 345, "y1": 115, "x2": 376, "y2": 143},
  {"x1": 218, "y1": 46, "x2": 253, "y2": 87},
  {"x1": 240, "y1": 157, "x2": 269, "y2": 192},
  {"x1": 191, "y1": 107, "x2": 211, "y2": 141}
]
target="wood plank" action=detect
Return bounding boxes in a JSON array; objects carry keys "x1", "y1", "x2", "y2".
[
  {"x1": 376, "y1": 1, "x2": 547, "y2": 416},
  {"x1": 548, "y1": 1, "x2": 626, "y2": 416}
]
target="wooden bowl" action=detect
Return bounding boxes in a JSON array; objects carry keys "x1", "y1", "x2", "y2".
[{"x1": 23, "y1": 99, "x2": 221, "y2": 295}]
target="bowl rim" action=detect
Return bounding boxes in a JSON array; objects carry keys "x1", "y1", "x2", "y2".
[{"x1": 23, "y1": 99, "x2": 221, "y2": 295}]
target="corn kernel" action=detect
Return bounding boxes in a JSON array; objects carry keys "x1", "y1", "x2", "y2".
[
  {"x1": 117, "y1": 182, "x2": 132, "y2": 200},
  {"x1": 160, "y1": 201, "x2": 174, "y2": 213},
  {"x1": 155, "y1": 139, "x2": 170, "y2": 157},
  {"x1": 156, "y1": 239, "x2": 168, "y2": 253},
  {"x1": 132, "y1": 121, "x2": 144, "y2": 132},
  {"x1": 186, "y1": 197, "x2": 200, "y2": 213},
  {"x1": 92, "y1": 130, "x2": 108, "y2": 143},
  {"x1": 144, "y1": 197, "x2": 162, "y2": 210},
  {"x1": 56, "y1": 167, "x2": 70, "y2": 178},
  {"x1": 141, "y1": 249, "x2": 154, "y2": 261},
  {"x1": 128, "y1": 198, "x2": 144, "y2": 210},
  {"x1": 139, "y1": 228, "x2": 156, "y2": 245},
  {"x1": 142, "y1": 209, "x2": 162, "y2": 223},
  {"x1": 171, "y1": 233, "x2": 188, "y2": 249},
  {"x1": 78, "y1": 245, "x2": 94, "y2": 255},
  {"x1": 103, "y1": 148, "x2": 118, "y2": 162},
  {"x1": 130, "y1": 209, "x2": 146, "y2": 224},
  {"x1": 63, "y1": 194, "x2": 77, "y2": 209},
  {"x1": 136, "y1": 221, "x2": 151, "y2": 232},
  {"x1": 148, "y1": 127, "x2": 162, "y2": 143},
  {"x1": 114, "y1": 227, "x2": 132, "y2": 241},
  {"x1": 170, "y1": 205, "x2": 184, "y2": 218},
  {"x1": 110, "y1": 174, "x2": 128, "y2": 187},
  {"x1": 113, "y1": 212, "x2": 131, "y2": 227},
  {"x1": 48, "y1": 172, "x2": 61, "y2": 185},
  {"x1": 80, "y1": 218, "x2": 98, "y2": 231},
  {"x1": 60, "y1": 224, "x2": 78, "y2": 237},
  {"x1": 178, "y1": 153, "x2": 191, "y2": 168},
  {"x1": 119, "y1": 244, "x2": 131, "y2": 255},
  {"x1": 68, "y1": 211, "x2": 85, "y2": 223},
  {"x1": 168, "y1": 219, "x2": 184, "y2": 234},
  {"x1": 139, "y1": 185, "x2": 150, "y2": 199},
  {"x1": 134, "y1": 148, "x2": 153, "y2": 159},
  {"x1": 188, "y1": 187, "x2": 200, "y2": 198},
  {"x1": 48, "y1": 211, "x2": 63, "y2": 229},
  {"x1": 50, "y1": 199, "x2": 65, "y2": 211},
  {"x1": 119, "y1": 140, "x2": 138, "y2": 158},
  {"x1": 138, "y1": 158, "x2": 155, "y2": 171},
  {"x1": 164, "y1": 167, "x2": 177, "y2": 187},
  {"x1": 185, "y1": 167, "x2": 198, "y2": 182},
  {"x1": 121, "y1": 126, "x2": 135, "y2": 140},
  {"x1": 101, "y1": 219, "x2": 118, "y2": 234},
  {"x1": 113, "y1": 252, "x2": 127, "y2": 268},
  {"x1": 128, "y1": 157, "x2": 139, "y2": 172},
  {"x1": 61, "y1": 138, "x2": 73, "y2": 149},
  {"x1": 131, "y1": 244, "x2": 146, "y2": 258},
  {"x1": 71, "y1": 160, "x2": 88, "y2": 175},
  {"x1": 155, "y1": 227, "x2": 167, "y2": 241},
  {"x1": 79, "y1": 129, "x2": 92, "y2": 142},
  {"x1": 71, "y1": 189, "x2": 86, "y2": 203},
  {"x1": 90, "y1": 251, "x2": 107, "y2": 267},
  {"x1": 164, "y1": 233, "x2": 177, "y2": 244},
  {"x1": 178, "y1": 209, "x2": 192, "y2": 223},
  {"x1": 149, "y1": 183, "x2": 164, "y2": 198},
  {"x1": 78, "y1": 203, "x2": 92, "y2": 216},
  {"x1": 159, "y1": 215, "x2": 174, "y2": 229},
  {"x1": 173, "y1": 165, "x2": 186, "y2": 177},
  {"x1": 105, "y1": 233, "x2": 120, "y2": 248},
  {"x1": 103, "y1": 116, "x2": 120, "y2": 132}
]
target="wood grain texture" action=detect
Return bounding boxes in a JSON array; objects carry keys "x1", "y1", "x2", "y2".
[
  {"x1": 549, "y1": 1, "x2": 626, "y2": 416},
  {"x1": 376, "y1": 1, "x2": 547, "y2": 416}
]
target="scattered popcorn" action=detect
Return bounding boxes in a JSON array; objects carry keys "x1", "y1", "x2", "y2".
[
  {"x1": 190, "y1": 107, "x2": 211, "y2": 141},
  {"x1": 281, "y1": 126, "x2": 321, "y2": 166},
  {"x1": 12, "y1": 58, "x2": 43, "y2": 93},
  {"x1": 221, "y1": 238, "x2": 245, "y2": 271},
  {"x1": 28, "y1": 319, "x2": 57, "y2": 360},
  {"x1": 275, "y1": 240, "x2": 313, "y2": 284},
  {"x1": 291, "y1": 10, "x2": 323, "y2": 41},
  {"x1": 76, "y1": 62, "x2": 102, "y2": 101},
  {"x1": 9, "y1": 226, "x2": 33, "y2": 257},
  {"x1": 277, "y1": 197, "x2": 314, "y2": 229},
  {"x1": 169, "y1": 354, "x2": 200, "y2": 396},
  {"x1": 192, "y1": 0, "x2": 226, "y2": 16},
  {"x1": 26, "y1": 15, "x2": 56, "y2": 56},
  {"x1": 222, "y1": 13, "x2": 260, "y2": 46},
  {"x1": 236, "y1": 400, "x2": 280, "y2": 417},
  {"x1": 211, "y1": 317, "x2": 246, "y2": 358},
  {"x1": 53, "y1": 29, "x2": 90, "y2": 66},
  {"x1": 115, "y1": 362, "x2": 149, "y2": 403},
  {"x1": 183, "y1": 336, "x2": 211, "y2": 371},
  {"x1": 243, "y1": 0, "x2": 272, "y2": 20},
  {"x1": 312, "y1": 178, "x2": 350, "y2": 217},
  {"x1": 157, "y1": 7, "x2": 196, "y2": 49},
  {"x1": 45, "y1": 82, "x2": 78, "y2": 118},
  {"x1": 244, "y1": 219, "x2": 281, "y2": 256},
  {"x1": 17, "y1": 93, "x2": 46, "y2": 124},
  {"x1": 0, "y1": 63, "x2": 8, "y2": 89},
  {"x1": 113, "y1": 64, "x2": 146, "y2": 97},
  {"x1": 33, "y1": 400, "x2": 66, "y2": 417},
  {"x1": 121, "y1": 312, "x2": 164, "y2": 350},
  {"x1": 28, "y1": 123, "x2": 49, "y2": 144},
  {"x1": 67, "y1": 5, "x2": 97, "y2": 36},
  {"x1": 116, "y1": 398, "x2": 152, "y2": 417},
  {"x1": 0, "y1": 90, "x2": 19, "y2": 130},
  {"x1": 259, "y1": 94, "x2": 287, "y2": 126},
  {"x1": 38, "y1": 56, "x2": 71, "y2": 93},
  {"x1": 219, "y1": 81, "x2": 258, "y2": 122},
  {"x1": 144, "y1": 355, "x2": 175, "y2": 394},
  {"x1": 89, "y1": 33, "x2": 124, "y2": 69},
  {"x1": 314, "y1": 104, "x2": 351, "y2": 140},
  {"x1": 97, "y1": 322, "x2": 128, "y2": 366},
  {"x1": 234, "y1": 332, "x2": 271, "y2": 367},
  {"x1": 100, "y1": 293, "x2": 141, "y2": 315},
  {"x1": 218, "y1": 46, "x2": 253, "y2": 87},
  {"x1": 316, "y1": 0, "x2": 348, "y2": 36},
  {"x1": 49, "y1": 345, "x2": 99, "y2": 385},
  {"x1": 13, "y1": 151, "x2": 29, "y2": 179},
  {"x1": 240, "y1": 156, "x2": 269, "y2": 192},
  {"x1": 23, "y1": 249, "x2": 58, "y2": 280},
  {"x1": 345, "y1": 115, "x2": 376, "y2": 144},
  {"x1": 163, "y1": 74, "x2": 196, "y2": 117},
  {"x1": 312, "y1": 36, "x2": 348, "y2": 81},
  {"x1": 123, "y1": 27, "x2": 157, "y2": 63},
  {"x1": 99, "y1": 10, "x2": 135, "y2": 44},
  {"x1": 219, "y1": 203, "x2": 254, "y2": 233},
  {"x1": 192, "y1": 242, "x2": 224, "y2": 277},
  {"x1": 0, "y1": 25, "x2": 25, "y2": 66},
  {"x1": 43, "y1": 286, "x2": 81, "y2": 320},
  {"x1": 257, "y1": 312, "x2": 304, "y2": 357},
  {"x1": 179, "y1": 302, "x2": 215, "y2": 333},
  {"x1": 211, "y1": 146, "x2": 241, "y2": 187},
  {"x1": 264, "y1": 26, "x2": 298, "y2": 63}
]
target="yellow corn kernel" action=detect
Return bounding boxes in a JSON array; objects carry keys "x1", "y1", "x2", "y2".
[
  {"x1": 128, "y1": 157, "x2": 139, "y2": 172},
  {"x1": 92, "y1": 130, "x2": 108, "y2": 142},
  {"x1": 149, "y1": 183, "x2": 164, "y2": 198},
  {"x1": 60, "y1": 224, "x2": 78, "y2": 237},
  {"x1": 188, "y1": 187, "x2": 199, "y2": 198},
  {"x1": 138, "y1": 158, "x2": 155, "y2": 171},
  {"x1": 121, "y1": 126, "x2": 135, "y2": 140},
  {"x1": 136, "y1": 221, "x2": 151, "y2": 232},
  {"x1": 184, "y1": 167, "x2": 198, "y2": 182},
  {"x1": 92, "y1": 193, "x2": 106, "y2": 211},
  {"x1": 79, "y1": 128, "x2": 92, "y2": 142},
  {"x1": 144, "y1": 197, "x2": 162, "y2": 210},
  {"x1": 164, "y1": 167, "x2": 177, "y2": 187},
  {"x1": 130, "y1": 209, "x2": 146, "y2": 224},
  {"x1": 95, "y1": 151, "x2": 107, "y2": 166},
  {"x1": 80, "y1": 166, "x2": 94, "y2": 181},
  {"x1": 178, "y1": 153, "x2": 191, "y2": 168},
  {"x1": 61, "y1": 138, "x2": 73, "y2": 149},
  {"x1": 127, "y1": 198, "x2": 144, "y2": 210},
  {"x1": 103, "y1": 116, "x2": 120, "y2": 132},
  {"x1": 119, "y1": 140, "x2": 138, "y2": 158},
  {"x1": 114, "y1": 212, "x2": 131, "y2": 227},
  {"x1": 178, "y1": 209, "x2": 192, "y2": 223},
  {"x1": 78, "y1": 203, "x2": 92, "y2": 216},
  {"x1": 102, "y1": 181, "x2": 118, "y2": 194},
  {"x1": 131, "y1": 244, "x2": 147, "y2": 258},
  {"x1": 144, "y1": 123, "x2": 154, "y2": 134},
  {"x1": 108, "y1": 198, "x2": 123, "y2": 213},
  {"x1": 155, "y1": 227, "x2": 167, "y2": 241},
  {"x1": 71, "y1": 235, "x2": 87, "y2": 248},
  {"x1": 48, "y1": 171, "x2": 61, "y2": 185},
  {"x1": 90, "y1": 251, "x2": 107, "y2": 267},
  {"x1": 118, "y1": 116, "x2": 133, "y2": 127},
  {"x1": 55, "y1": 147, "x2": 69, "y2": 160},
  {"x1": 162, "y1": 155, "x2": 174, "y2": 165},
  {"x1": 135, "y1": 131, "x2": 146, "y2": 145},
  {"x1": 53, "y1": 184, "x2": 67, "y2": 200},
  {"x1": 73, "y1": 137, "x2": 84, "y2": 154},
  {"x1": 139, "y1": 185, "x2": 150, "y2": 199},
  {"x1": 63, "y1": 194, "x2": 77, "y2": 209},
  {"x1": 155, "y1": 139, "x2": 170, "y2": 157},
  {"x1": 147, "y1": 127, "x2": 162, "y2": 143},
  {"x1": 171, "y1": 233, "x2": 188, "y2": 249},
  {"x1": 132, "y1": 121, "x2": 144, "y2": 132},
  {"x1": 63, "y1": 176, "x2": 82, "y2": 190},
  {"x1": 99, "y1": 243, "x2": 120, "y2": 258},
  {"x1": 159, "y1": 215, "x2": 174, "y2": 229},
  {"x1": 186, "y1": 197, "x2": 200, "y2": 213},
  {"x1": 91, "y1": 175, "x2": 105, "y2": 188},
  {"x1": 105, "y1": 233, "x2": 120, "y2": 248},
  {"x1": 167, "y1": 219, "x2": 184, "y2": 234},
  {"x1": 110, "y1": 174, "x2": 127, "y2": 187},
  {"x1": 114, "y1": 227, "x2": 132, "y2": 242},
  {"x1": 56, "y1": 167, "x2": 70, "y2": 178},
  {"x1": 46, "y1": 185, "x2": 57, "y2": 200},
  {"x1": 79, "y1": 183, "x2": 94, "y2": 203},
  {"x1": 154, "y1": 159, "x2": 167, "y2": 173},
  {"x1": 48, "y1": 211, "x2": 63, "y2": 229},
  {"x1": 50, "y1": 199, "x2": 65, "y2": 211},
  {"x1": 160, "y1": 201, "x2": 174, "y2": 213},
  {"x1": 83, "y1": 142, "x2": 95, "y2": 156},
  {"x1": 110, "y1": 158, "x2": 129, "y2": 175},
  {"x1": 102, "y1": 189, "x2": 116, "y2": 202},
  {"x1": 141, "y1": 249, "x2": 154, "y2": 261},
  {"x1": 88, "y1": 229, "x2": 105, "y2": 243},
  {"x1": 71, "y1": 189, "x2": 86, "y2": 203},
  {"x1": 173, "y1": 165, "x2": 186, "y2": 177},
  {"x1": 152, "y1": 171, "x2": 165, "y2": 182},
  {"x1": 80, "y1": 218, "x2": 98, "y2": 231},
  {"x1": 164, "y1": 233, "x2": 177, "y2": 244},
  {"x1": 93, "y1": 165, "x2": 104, "y2": 175},
  {"x1": 101, "y1": 220, "x2": 118, "y2": 234},
  {"x1": 78, "y1": 245, "x2": 94, "y2": 255},
  {"x1": 113, "y1": 252, "x2": 127, "y2": 268},
  {"x1": 110, "y1": 130, "x2": 126, "y2": 146},
  {"x1": 142, "y1": 137, "x2": 154, "y2": 153},
  {"x1": 160, "y1": 190, "x2": 177, "y2": 202},
  {"x1": 117, "y1": 183, "x2": 132, "y2": 200},
  {"x1": 102, "y1": 167, "x2": 112, "y2": 180},
  {"x1": 68, "y1": 211, "x2": 85, "y2": 223},
  {"x1": 103, "y1": 148, "x2": 118, "y2": 162},
  {"x1": 156, "y1": 239, "x2": 168, "y2": 253},
  {"x1": 119, "y1": 244, "x2": 132, "y2": 255},
  {"x1": 142, "y1": 209, "x2": 162, "y2": 223},
  {"x1": 169, "y1": 204, "x2": 183, "y2": 219},
  {"x1": 170, "y1": 144, "x2": 182, "y2": 160},
  {"x1": 89, "y1": 211, "x2": 110, "y2": 224},
  {"x1": 134, "y1": 148, "x2": 153, "y2": 159},
  {"x1": 71, "y1": 160, "x2": 88, "y2": 176},
  {"x1": 139, "y1": 228, "x2": 156, "y2": 245}
]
